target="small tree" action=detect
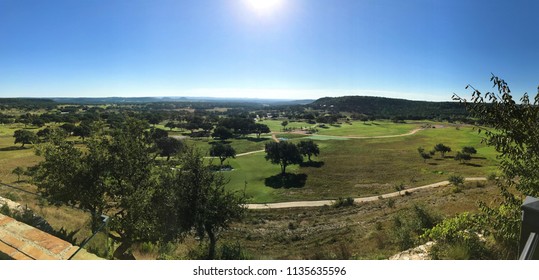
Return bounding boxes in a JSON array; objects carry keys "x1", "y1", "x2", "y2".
[
  {"x1": 281, "y1": 120, "x2": 289, "y2": 131},
  {"x1": 434, "y1": 143, "x2": 452, "y2": 158},
  {"x1": 448, "y1": 175, "x2": 464, "y2": 187},
  {"x1": 455, "y1": 151, "x2": 472, "y2": 164},
  {"x1": 395, "y1": 182, "x2": 405, "y2": 195},
  {"x1": 209, "y1": 143, "x2": 236, "y2": 167},
  {"x1": 13, "y1": 129, "x2": 37, "y2": 148},
  {"x1": 297, "y1": 140, "x2": 320, "y2": 162},
  {"x1": 12, "y1": 166, "x2": 25, "y2": 182},
  {"x1": 417, "y1": 147, "x2": 431, "y2": 163},
  {"x1": 462, "y1": 146, "x2": 477, "y2": 155},
  {"x1": 264, "y1": 141, "x2": 303, "y2": 175}
]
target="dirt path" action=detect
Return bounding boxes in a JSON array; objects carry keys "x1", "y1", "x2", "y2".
[
  {"x1": 271, "y1": 133, "x2": 281, "y2": 143},
  {"x1": 246, "y1": 177, "x2": 487, "y2": 209}
]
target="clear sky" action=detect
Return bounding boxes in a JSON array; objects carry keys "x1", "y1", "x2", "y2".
[{"x1": 1, "y1": 0, "x2": 538, "y2": 101}]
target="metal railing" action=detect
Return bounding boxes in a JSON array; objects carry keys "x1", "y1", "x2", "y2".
[{"x1": 519, "y1": 196, "x2": 539, "y2": 260}]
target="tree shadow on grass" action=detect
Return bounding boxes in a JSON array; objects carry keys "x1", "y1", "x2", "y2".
[
  {"x1": 264, "y1": 173, "x2": 307, "y2": 189},
  {"x1": 209, "y1": 140, "x2": 232, "y2": 145},
  {"x1": 245, "y1": 137, "x2": 268, "y2": 142},
  {"x1": 300, "y1": 161, "x2": 325, "y2": 168},
  {"x1": 465, "y1": 163, "x2": 483, "y2": 167},
  {"x1": 428, "y1": 162, "x2": 438, "y2": 166},
  {"x1": 0, "y1": 146, "x2": 26, "y2": 152}
]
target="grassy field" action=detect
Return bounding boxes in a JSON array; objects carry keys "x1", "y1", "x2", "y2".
[{"x1": 220, "y1": 125, "x2": 498, "y2": 203}]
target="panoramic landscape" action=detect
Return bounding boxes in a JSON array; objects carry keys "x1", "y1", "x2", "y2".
[{"x1": 1, "y1": 0, "x2": 539, "y2": 262}]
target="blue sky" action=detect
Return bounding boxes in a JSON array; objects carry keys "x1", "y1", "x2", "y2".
[{"x1": 1, "y1": 0, "x2": 538, "y2": 101}]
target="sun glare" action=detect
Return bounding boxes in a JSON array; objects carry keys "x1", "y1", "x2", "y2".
[{"x1": 244, "y1": 0, "x2": 284, "y2": 15}]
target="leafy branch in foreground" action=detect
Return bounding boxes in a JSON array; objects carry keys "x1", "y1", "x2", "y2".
[{"x1": 443, "y1": 74, "x2": 539, "y2": 258}]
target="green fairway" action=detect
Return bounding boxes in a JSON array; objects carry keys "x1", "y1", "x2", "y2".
[
  {"x1": 258, "y1": 119, "x2": 315, "y2": 132},
  {"x1": 185, "y1": 136, "x2": 273, "y2": 155},
  {"x1": 315, "y1": 120, "x2": 420, "y2": 137}
]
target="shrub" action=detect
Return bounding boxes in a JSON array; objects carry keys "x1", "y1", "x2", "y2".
[
  {"x1": 332, "y1": 197, "x2": 355, "y2": 208},
  {"x1": 422, "y1": 213, "x2": 491, "y2": 259},
  {"x1": 3, "y1": 192, "x2": 20, "y2": 202},
  {"x1": 448, "y1": 175, "x2": 464, "y2": 186}
]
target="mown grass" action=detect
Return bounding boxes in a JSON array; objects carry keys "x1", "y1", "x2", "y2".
[
  {"x1": 315, "y1": 120, "x2": 420, "y2": 137},
  {"x1": 258, "y1": 120, "x2": 315, "y2": 132},
  {"x1": 185, "y1": 136, "x2": 272, "y2": 155},
  {"x1": 222, "y1": 125, "x2": 498, "y2": 203}
]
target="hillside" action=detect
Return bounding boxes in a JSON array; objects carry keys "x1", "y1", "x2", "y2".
[{"x1": 309, "y1": 96, "x2": 468, "y2": 120}]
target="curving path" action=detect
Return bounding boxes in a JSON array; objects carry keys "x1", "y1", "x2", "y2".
[{"x1": 246, "y1": 177, "x2": 487, "y2": 210}]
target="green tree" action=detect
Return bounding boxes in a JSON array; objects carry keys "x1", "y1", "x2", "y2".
[
  {"x1": 212, "y1": 126, "x2": 234, "y2": 141},
  {"x1": 73, "y1": 122, "x2": 92, "y2": 142},
  {"x1": 417, "y1": 147, "x2": 431, "y2": 163},
  {"x1": 156, "y1": 148, "x2": 245, "y2": 259},
  {"x1": 281, "y1": 120, "x2": 289, "y2": 131},
  {"x1": 253, "y1": 123, "x2": 270, "y2": 138},
  {"x1": 156, "y1": 137, "x2": 184, "y2": 161},
  {"x1": 455, "y1": 151, "x2": 472, "y2": 164},
  {"x1": 209, "y1": 143, "x2": 236, "y2": 167},
  {"x1": 434, "y1": 143, "x2": 452, "y2": 158},
  {"x1": 297, "y1": 140, "x2": 320, "y2": 162},
  {"x1": 33, "y1": 118, "x2": 245, "y2": 259},
  {"x1": 462, "y1": 146, "x2": 477, "y2": 155},
  {"x1": 13, "y1": 129, "x2": 37, "y2": 147},
  {"x1": 448, "y1": 175, "x2": 464, "y2": 186},
  {"x1": 12, "y1": 166, "x2": 25, "y2": 182},
  {"x1": 34, "y1": 119, "x2": 158, "y2": 259},
  {"x1": 452, "y1": 75, "x2": 532, "y2": 258},
  {"x1": 264, "y1": 141, "x2": 303, "y2": 175}
]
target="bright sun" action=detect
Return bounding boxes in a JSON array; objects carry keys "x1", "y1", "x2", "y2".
[{"x1": 244, "y1": 0, "x2": 284, "y2": 15}]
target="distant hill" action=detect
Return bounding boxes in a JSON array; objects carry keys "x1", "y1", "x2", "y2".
[
  {"x1": 52, "y1": 97, "x2": 314, "y2": 105},
  {"x1": 309, "y1": 96, "x2": 468, "y2": 120},
  {"x1": 0, "y1": 98, "x2": 57, "y2": 109}
]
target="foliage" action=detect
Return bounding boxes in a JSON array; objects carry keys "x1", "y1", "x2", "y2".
[
  {"x1": 155, "y1": 137, "x2": 184, "y2": 160},
  {"x1": 297, "y1": 140, "x2": 320, "y2": 162},
  {"x1": 434, "y1": 143, "x2": 451, "y2": 158},
  {"x1": 32, "y1": 118, "x2": 245, "y2": 259},
  {"x1": 454, "y1": 151, "x2": 472, "y2": 163},
  {"x1": 209, "y1": 143, "x2": 236, "y2": 166},
  {"x1": 13, "y1": 129, "x2": 37, "y2": 147},
  {"x1": 157, "y1": 148, "x2": 246, "y2": 259},
  {"x1": 462, "y1": 146, "x2": 477, "y2": 155},
  {"x1": 11, "y1": 166, "x2": 25, "y2": 182},
  {"x1": 264, "y1": 141, "x2": 303, "y2": 175},
  {"x1": 332, "y1": 197, "x2": 355, "y2": 208},
  {"x1": 453, "y1": 75, "x2": 537, "y2": 258},
  {"x1": 391, "y1": 205, "x2": 440, "y2": 250},
  {"x1": 448, "y1": 175, "x2": 464, "y2": 186},
  {"x1": 417, "y1": 147, "x2": 432, "y2": 163},
  {"x1": 422, "y1": 213, "x2": 491, "y2": 259},
  {"x1": 212, "y1": 126, "x2": 234, "y2": 140},
  {"x1": 253, "y1": 123, "x2": 270, "y2": 138}
]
